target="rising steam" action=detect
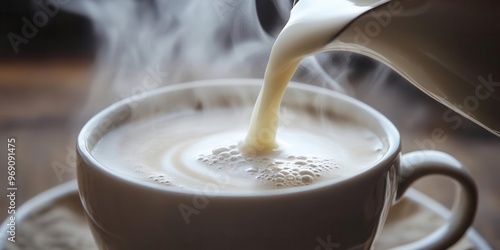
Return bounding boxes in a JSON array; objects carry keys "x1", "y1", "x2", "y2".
[{"x1": 62, "y1": 0, "x2": 390, "y2": 115}]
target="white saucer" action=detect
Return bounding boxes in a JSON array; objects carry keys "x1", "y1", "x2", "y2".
[{"x1": 0, "y1": 180, "x2": 492, "y2": 250}]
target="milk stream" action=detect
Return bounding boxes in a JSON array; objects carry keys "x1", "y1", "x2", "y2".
[
  {"x1": 243, "y1": 0, "x2": 389, "y2": 153},
  {"x1": 246, "y1": 0, "x2": 500, "y2": 148},
  {"x1": 92, "y1": 0, "x2": 391, "y2": 191}
]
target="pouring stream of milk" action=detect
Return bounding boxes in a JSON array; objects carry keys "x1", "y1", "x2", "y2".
[
  {"x1": 244, "y1": 0, "x2": 500, "y2": 153},
  {"x1": 243, "y1": 0, "x2": 389, "y2": 153}
]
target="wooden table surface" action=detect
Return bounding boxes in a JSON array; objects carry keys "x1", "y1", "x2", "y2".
[{"x1": 0, "y1": 62, "x2": 499, "y2": 249}]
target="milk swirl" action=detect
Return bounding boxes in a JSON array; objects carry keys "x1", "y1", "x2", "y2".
[{"x1": 92, "y1": 107, "x2": 385, "y2": 192}]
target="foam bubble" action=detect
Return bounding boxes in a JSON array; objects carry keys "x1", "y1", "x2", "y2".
[
  {"x1": 300, "y1": 175, "x2": 314, "y2": 184},
  {"x1": 246, "y1": 167, "x2": 258, "y2": 173},
  {"x1": 142, "y1": 171, "x2": 172, "y2": 186},
  {"x1": 299, "y1": 169, "x2": 315, "y2": 177},
  {"x1": 197, "y1": 150, "x2": 340, "y2": 189},
  {"x1": 294, "y1": 161, "x2": 307, "y2": 166},
  {"x1": 219, "y1": 152, "x2": 231, "y2": 158},
  {"x1": 212, "y1": 146, "x2": 230, "y2": 155}
]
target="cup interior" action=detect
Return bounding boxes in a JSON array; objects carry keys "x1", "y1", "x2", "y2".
[{"x1": 77, "y1": 79, "x2": 400, "y2": 195}]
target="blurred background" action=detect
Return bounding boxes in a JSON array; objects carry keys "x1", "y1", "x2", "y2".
[{"x1": 1, "y1": 0, "x2": 499, "y2": 249}]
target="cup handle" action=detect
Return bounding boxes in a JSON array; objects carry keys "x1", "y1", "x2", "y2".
[{"x1": 391, "y1": 150, "x2": 478, "y2": 250}]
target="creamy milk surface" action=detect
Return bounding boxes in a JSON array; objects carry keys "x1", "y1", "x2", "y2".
[{"x1": 92, "y1": 107, "x2": 385, "y2": 192}]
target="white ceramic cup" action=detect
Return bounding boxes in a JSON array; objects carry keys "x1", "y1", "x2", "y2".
[{"x1": 77, "y1": 79, "x2": 477, "y2": 250}]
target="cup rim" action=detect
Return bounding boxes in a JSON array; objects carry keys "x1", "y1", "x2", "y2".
[{"x1": 77, "y1": 78, "x2": 401, "y2": 197}]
